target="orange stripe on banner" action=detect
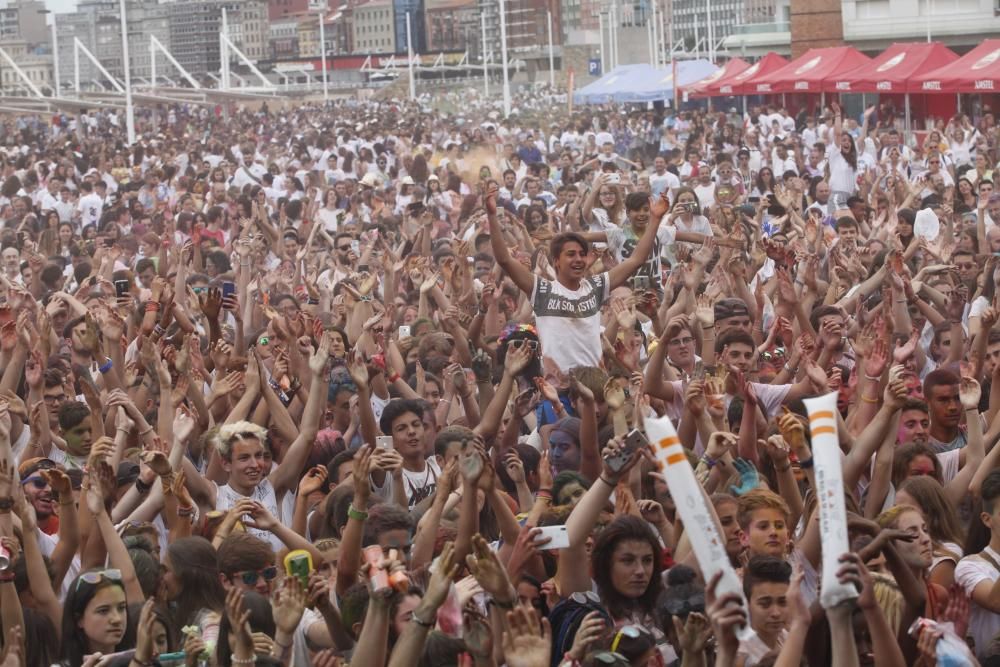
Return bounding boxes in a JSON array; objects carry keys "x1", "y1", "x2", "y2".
[
  {"x1": 812, "y1": 426, "x2": 835, "y2": 436},
  {"x1": 666, "y1": 453, "x2": 685, "y2": 465},
  {"x1": 809, "y1": 411, "x2": 834, "y2": 422},
  {"x1": 658, "y1": 437, "x2": 680, "y2": 448}
]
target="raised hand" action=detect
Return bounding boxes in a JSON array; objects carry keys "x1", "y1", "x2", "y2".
[
  {"x1": 729, "y1": 458, "x2": 760, "y2": 496},
  {"x1": 502, "y1": 605, "x2": 552, "y2": 667}
]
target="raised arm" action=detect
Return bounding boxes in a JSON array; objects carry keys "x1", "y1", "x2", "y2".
[
  {"x1": 268, "y1": 332, "x2": 329, "y2": 495},
  {"x1": 607, "y1": 194, "x2": 669, "y2": 290},
  {"x1": 486, "y1": 183, "x2": 534, "y2": 295}
]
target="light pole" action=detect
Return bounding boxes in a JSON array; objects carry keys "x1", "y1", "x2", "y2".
[
  {"x1": 118, "y1": 0, "x2": 135, "y2": 144},
  {"x1": 497, "y1": 0, "x2": 511, "y2": 116},
  {"x1": 705, "y1": 0, "x2": 713, "y2": 61},
  {"x1": 546, "y1": 9, "x2": 554, "y2": 87},
  {"x1": 406, "y1": 12, "x2": 415, "y2": 100},
  {"x1": 926, "y1": 0, "x2": 933, "y2": 41},
  {"x1": 598, "y1": 12, "x2": 606, "y2": 75},
  {"x1": 480, "y1": 11, "x2": 489, "y2": 96},
  {"x1": 319, "y1": 12, "x2": 328, "y2": 99},
  {"x1": 38, "y1": 9, "x2": 58, "y2": 96}
]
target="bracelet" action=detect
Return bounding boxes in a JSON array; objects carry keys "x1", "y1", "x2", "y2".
[
  {"x1": 145, "y1": 301, "x2": 160, "y2": 312},
  {"x1": 598, "y1": 475, "x2": 616, "y2": 487},
  {"x1": 139, "y1": 426, "x2": 154, "y2": 436},
  {"x1": 0, "y1": 497, "x2": 13, "y2": 511},
  {"x1": 307, "y1": 297, "x2": 319, "y2": 305},
  {"x1": 412, "y1": 611, "x2": 435, "y2": 627},
  {"x1": 348, "y1": 503, "x2": 369, "y2": 521},
  {"x1": 798, "y1": 457, "x2": 814, "y2": 469},
  {"x1": 700, "y1": 454, "x2": 718, "y2": 469},
  {"x1": 863, "y1": 374, "x2": 881, "y2": 381},
  {"x1": 783, "y1": 362, "x2": 797, "y2": 374},
  {"x1": 388, "y1": 372, "x2": 401, "y2": 383},
  {"x1": 98, "y1": 357, "x2": 114, "y2": 374},
  {"x1": 860, "y1": 394, "x2": 879, "y2": 403},
  {"x1": 231, "y1": 658, "x2": 255, "y2": 666},
  {"x1": 153, "y1": 324, "x2": 166, "y2": 336},
  {"x1": 116, "y1": 427, "x2": 131, "y2": 435},
  {"x1": 0, "y1": 573, "x2": 14, "y2": 583},
  {"x1": 177, "y1": 506, "x2": 195, "y2": 517},
  {"x1": 535, "y1": 490, "x2": 552, "y2": 502},
  {"x1": 134, "y1": 477, "x2": 152, "y2": 495}
]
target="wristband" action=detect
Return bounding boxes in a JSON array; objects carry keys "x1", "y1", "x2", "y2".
[
  {"x1": 135, "y1": 477, "x2": 152, "y2": 495},
  {"x1": 0, "y1": 497, "x2": 13, "y2": 511},
  {"x1": 0, "y1": 573, "x2": 14, "y2": 583},
  {"x1": 863, "y1": 374, "x2": 881, "y2": 382},
  {"x1": 177, "y1": 506, "x2": 195, "y2": 517},
  {"x1": 798, "y1": 457, "x2": 814, "y2": 469},
  {"x1": 98, "y1": 357, "x2": 114, "y2": 374},
  {"x1": 411, "y1": 611, "x2": 435, "y2": 627},
  {"x1": 783, "y1": 362, "x2": 797, "y2": 374},
  {"x1": 153, "y1": 324, "x2": 166, "y2": 336},
  {"x1": 348, "y1": 503, "x2": 369, "y2": 521},
  {"x1": 700, "y1": 454, "x2": 718, "y2": 469},
  {"x1": 387, "y1": 372, "x2": 401, "y2": 383},
  {"x1": 307, "y1": 297, "x2": 319, "y2": 305},
  {"x1": 860, "y1": 394, "x2": 879, "y2": 403}
]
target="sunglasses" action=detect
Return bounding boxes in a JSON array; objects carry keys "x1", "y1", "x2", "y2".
[
  {"x1": 592, "y1": 652, "x2": 629, "y2": 665},
  {"x1": 569, "y1": 591, "x2": 601, "y2": 605},
  {"x1": 22, "y1": 476, "x2": 48, "y2": 489},
  {"x1": 235, "y1": 566, "x2": 279, "y2": 586},
  {"x1": 76, "y1": 568, "x2": 123, "y2": 592},
  {"x1": 661, "y1": 592, "x2": 706, "y2": 616},
  {"x1": 510, "y1": 339, "x2": 539, "y2": 351},
  {"x1": 338, "y1": 245, "x2": 352, "y2": 252}
]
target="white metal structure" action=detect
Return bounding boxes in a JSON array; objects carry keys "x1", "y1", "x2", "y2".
[
  {"x1": 73, "y1": 38, "x2": 125, "y2": 93},
  {"x1": 149, "y1": 35, "x2": 201, "y2": 88},
  {"x1": 220, "y1": 8, "x2": 275, "y2": 90}
]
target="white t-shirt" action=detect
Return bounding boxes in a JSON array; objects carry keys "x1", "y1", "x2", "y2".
[
  {"x1": 649, "y1": 171, "x2": 680, "y2": 201},
  {"x1": 827, "y1": 148, "x2": 858, "y2": 194},
  {"x1": 372, "y1": 456, "x2": 442, "y2": 508},
  {"x1": 956, "y1": 547, "x2": 1000, "y2": 659},
  {"x1": 606, "y1": 222, "x2": 674, "y2": 289},
  {"x1": 531, "y1": 272, "x2": 611, "y2": 371},
  {"x1": 215, "y1": 478, "x2": 284, "y2": 551},
  {"x1": 78, "y1": 193, "x2": 104, "y2": 229}
]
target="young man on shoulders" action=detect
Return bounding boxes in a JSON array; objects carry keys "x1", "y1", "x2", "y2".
[{"x1": 487, "y1": 182, "x2": 665, "y2": 371}]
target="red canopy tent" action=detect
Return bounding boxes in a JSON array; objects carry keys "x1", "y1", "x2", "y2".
[
  {"x1": 824, "y1": 42, "x2": 959, "y2": 93},
  {"x1": 719, "y1": 52, "x2": 789, "y2": 95},
  {"x1": 685, "y1": 58, "x2": 749, "y2": 97},
  {"x1": 746, "y1": 46, "x2": 871, "y2": 94},
  {"x1": 910, "y1": 39, "x2": 1000, "y2": 93}
]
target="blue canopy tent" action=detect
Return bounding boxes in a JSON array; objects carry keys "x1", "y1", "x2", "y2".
[{"x1": 574, "y1": 60, "x2": 719, "y2": 105}]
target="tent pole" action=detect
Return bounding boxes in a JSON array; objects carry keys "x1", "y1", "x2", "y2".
[
  {"x1": 956, "y1": 93, "x2": 961, "y2": 115},
  {"x1": 821, "y1": 91, "x2": 825, "y2": 111}
]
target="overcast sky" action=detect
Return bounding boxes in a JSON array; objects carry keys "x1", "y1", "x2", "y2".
[{"x1": 47, "y1": 0, "x2": 79, "y2": 18}]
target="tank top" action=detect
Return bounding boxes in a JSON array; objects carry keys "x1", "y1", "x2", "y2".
[{"x1": 215, "y1": 478, "x2": 284, "y2": 551}]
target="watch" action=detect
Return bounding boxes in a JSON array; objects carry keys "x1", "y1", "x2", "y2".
[{"x1": 0, "y1": 497, "x2": 13, "y2": 511}]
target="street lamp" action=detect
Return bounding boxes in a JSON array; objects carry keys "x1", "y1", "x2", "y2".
[
  {"x1": 38, "y1": 9, "x2": 57, "y2": 96},
  {"x1": 118, "y1": 0, "x2": 135, "y2": 144}
]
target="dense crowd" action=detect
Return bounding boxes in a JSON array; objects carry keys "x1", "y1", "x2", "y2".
[{"x1": 0, "y1": 87, "x2": 998, "y2": 667}]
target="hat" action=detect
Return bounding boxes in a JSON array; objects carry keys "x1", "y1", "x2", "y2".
[
  {"x1": 19, "y1": 457, "x2": 56, "y2": 482},
  {"x1": 359, "y1": 173, "x2": 380, "y2": 188},
  {"x1": 714, "y1": 298, "x2": 750, "y2": 321},
  {"x1": 116, "y1": 461, "x2": 140, "y2": 487},
  {"x1": 401, "y1": 176, "x2": 415, "y2": 186},
  {"x1": 427, "y1": 174, "x2": 439, "y2": 182}
]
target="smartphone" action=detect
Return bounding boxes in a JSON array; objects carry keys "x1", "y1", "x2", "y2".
[
  {"x1": 114, "y1": 279, "x2": 130, "y2": 298},
  {"x1": 607, "y1": 173, "x2": 621, "y2": 184},
  {"x1": 631, "y1": 275, "x2": 651, "y2": 291},
  {"x1": 283, "y1": 549, "x2": 314, "y2": 589},
  {"x1": 534, "y1": 525, "x2": 570, "y2": 549},
  {"x1": 398, "y1": 325, "x2": 411, "y2": 339},
  {"x1": 604, "y1": 428, "x2": 649, "y2": 474},
  {"x1": 358, "y1": 264, "x2": 369, "y2": 273},
  {"x1": 350, "y1": 240, "x2": 360, "y2": 256},
  {"x1": 222, "y1": 281, "x2": 236, "y2": 300},
  {"x1": 376, "y1": 435, "x2": 394, "y2": 451}
]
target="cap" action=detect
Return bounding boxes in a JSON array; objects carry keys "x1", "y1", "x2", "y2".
[
  {"x1": 359, "y1": 173, "x2": 380, "y2": 188},
  {"x1": 714, "y1": 298, "x2": 750, "y2": 321},
  {"x1": 19, "y1": 457, "x2": 56, "y2": 482},
  {"x1": 116, "y1": 461, "x2": 140, "y2": 487},
  {"x1": 401, "y1": 176, "x2": 415, "y2": 186}
]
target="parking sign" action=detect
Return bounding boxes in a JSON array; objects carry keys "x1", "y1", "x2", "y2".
[{"x1": 588, "y1": 59, "x2": 601, "y2": 76}]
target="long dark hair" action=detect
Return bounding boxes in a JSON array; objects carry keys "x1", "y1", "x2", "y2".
[
  {"x1": 60, "y1": 573, "x2": 135, "y2": 667},
  {"x1": 165, "y1": 537, "x2": 226, "y2": 629},
  {"x1": 216, "y1": 591, "x2": 276, "y2": 667},
  {"x1": 840, "y1": 132, "x2": 858, "y2": 171},
  {"x1": 591, "y1": 515, "x2": 664, "y2": 620}
]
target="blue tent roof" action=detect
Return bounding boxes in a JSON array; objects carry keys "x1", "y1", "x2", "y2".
[{"x1": 574, "y1": 60, "x2": 720, "y2": 105}]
